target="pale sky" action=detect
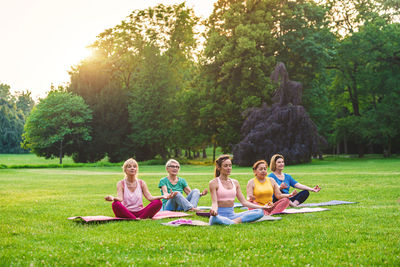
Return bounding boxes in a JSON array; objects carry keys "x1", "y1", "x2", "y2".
[{"x1": 0, "y1": 0, "x2": 216, "y2": 100}]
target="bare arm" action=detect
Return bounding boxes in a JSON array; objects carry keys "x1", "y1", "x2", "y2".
[
  {"x1": 143, "y1": 181, "x2": 176, "y2": 201},
  {"x1": 235, "y1": 180, "x2": 272, "y2": 209},
  {"x1": 104, "y1": 181, "x2": 124, "y2": 202},
  {"x1": 294, "y1": 183, "x2": 321, "y2": 192},
  {"x1": 246, "y1": 179, "x2": 255, "y2": 201},
  {"x1": 270, "y1": 178, "x2": 292, "y2": 199},
  {"x1": 209, "y1": 179, "x2": 219, "y2": 216},
  {"x1": 183, "y1": 186, "x2": 191, "y2": 195}
]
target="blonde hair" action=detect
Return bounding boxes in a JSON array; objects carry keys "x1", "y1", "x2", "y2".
[
  {"x1": 122, "y1": 158, "x2": 138, "y2": 178},
  {"x1": 252, "y1": 160, "x2": 268, "y2": 171},
  {"x1": 270, "y1": 154, "x2": 284, "y2": 172},
  {"x1": 165, "y1": 159, "x2": 180, "y2": 169},
  {"x1": 214, "y1": 155, "x2": 231, "y2": 177}
]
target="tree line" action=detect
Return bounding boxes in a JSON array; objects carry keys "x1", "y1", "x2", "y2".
[{"x1": 9, "y1": 0, "x2": 400, "y2": 163}]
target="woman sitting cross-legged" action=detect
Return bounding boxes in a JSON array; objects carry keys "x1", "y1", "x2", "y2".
[
  {"x1": 159, "y1": 159, "x2": 208, "y2": 212},
  {"x1": 105, "y1": 158, "x2": 176, "y2": 220},
  {"x1": 209, "y1": 155, "x2": 274, "y2": 225},
  {"x1": 246, "y1": 160, "x2": 295, "y2": 215},
  {"x1": 269, "y1": 154, "x2": 321, "y2": 207}
]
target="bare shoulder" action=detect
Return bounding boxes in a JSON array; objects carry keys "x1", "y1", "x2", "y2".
[
  {"x1": 269, "y1": 177, "x2": 276, "y2": 184},
  {"x1": 247, "y1": 178, "x2": 255, "y2": 185},
  {"x1": 231, "y1": 178, "x2": 239, "y2": 186},
  {"x1": 209, "y1": 178, "x2": 218, "y2": 187},
  {"x1": 117, "y1": 180, "x2": 124, "y2": 187}
]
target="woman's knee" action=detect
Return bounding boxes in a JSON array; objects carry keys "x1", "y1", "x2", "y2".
[
  {"x1": 112, "y1": 200, "x2": 122, "y2": 209},
  {"x1": 151, "y1": 199, "x2": 162, "y2": 208},
  {"x1": 192, "y1": 188, "x2": 200, "y2": 195},
  {"x1": 281, "y1": 198, "x2": 290, "y2": 205}
]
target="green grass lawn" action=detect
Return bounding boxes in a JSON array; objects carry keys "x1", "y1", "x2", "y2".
[{"x1": 1, "y1": 157, "x2": 399, "y2": 266}]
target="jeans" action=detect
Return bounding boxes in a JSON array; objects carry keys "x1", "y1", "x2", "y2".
[
  {"x1": 209, "y1": 207, "x2": 264, "y2": 225},
  {"x1": 164, "y1": 189, "x2": 201, "y2": 211}
]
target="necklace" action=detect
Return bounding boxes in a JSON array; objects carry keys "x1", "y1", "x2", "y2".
[
  {"x1": 168, "y1": 176, "x2": 178, "y2": 184},
  {"x1": 274, "y1": 172, "x2": 284, "y2": 180},
  {"x1": 125, "y1": 179, "x2": 137, "y2": 187}
]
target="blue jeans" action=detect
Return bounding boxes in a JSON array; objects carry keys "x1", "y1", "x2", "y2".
[
  {"x1": 164, "y1": 189, "x2": 201, "y2": 211},
  {"x1": 209, "y1": 207, "x2": 264, "y2": 225}
]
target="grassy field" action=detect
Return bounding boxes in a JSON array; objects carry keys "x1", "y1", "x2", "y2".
[{"x1": 0, "y1": 156, "x2": 399, "y2": 266}]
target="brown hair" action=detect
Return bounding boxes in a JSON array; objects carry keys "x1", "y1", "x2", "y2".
[
  {"x1": 122, "y1": 158, "x2": 138, "y2": 178},
  {"x1": 214, "y1": 154, "x2": 231, "y2": 177},
  {"x1": 270, "y1": 154, "x2": 284, "y2": 172},
  {"x1": 252, "y1": 160, "x2": 268, "y2": 171}
]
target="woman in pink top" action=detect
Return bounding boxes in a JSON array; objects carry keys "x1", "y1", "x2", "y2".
[
  {"x1": 105, "y1": 158, "x2": 176, "y2": 219},
  {"x1": 209, "y1": 155, "x2": 274, "y2": 225}
]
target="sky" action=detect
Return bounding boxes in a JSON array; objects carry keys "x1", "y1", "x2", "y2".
[{"x1": 0, "y1": 0, "x2": 216, "y2": 100}]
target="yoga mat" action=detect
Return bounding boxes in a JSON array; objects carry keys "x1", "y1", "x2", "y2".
[
  {"x1": 68, "y1": 216, "x2": 134, "y2": 223},
  {"x1": 152, "y1": 211, "x2": 192, "y2": 220},
  {"x1": 161, "y1": 219, "x2": 209, "y2": 227},
  {"x1": 68, "y1": 211, "x2": 191, "y2": 223},
  {"x1": 162, "y1": 215, "x2": 281, "y2": 226},
  {"x1": 275, "y1": 207, "x2": 329, "y2": 214},
  {"x1": 298, "y1": 200, "x2": 358, "y2": 207}
]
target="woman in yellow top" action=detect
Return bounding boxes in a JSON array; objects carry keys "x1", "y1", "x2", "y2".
[{"x1": 246, "y1": 160, "x2": 295, "y2": 215}]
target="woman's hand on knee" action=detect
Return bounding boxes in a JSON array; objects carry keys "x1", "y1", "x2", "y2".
[
  {"x1": 210, "y1": 208, "x2": 218, "y2": 216},
  {"x1": 104, "y1": 195, "x2": 114, "y2": 202},
  {"x1": 289, "y1": 190, "x2": 298, "y2": 198}
]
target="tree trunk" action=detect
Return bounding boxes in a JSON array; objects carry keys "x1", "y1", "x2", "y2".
[
  {"x1": 344, "y1": 134, "x2": 348, "y2": 154},
  {"x1": 213, "y1": 143, "x2": 216, "y2": 162},
  {"x1": 202, "y1": 148, "x2": 207, "y2": 159},
  {"x1": 358, "y1": 144, "x2": 365, "y2": 158},
  {"x1": 59, "y1": 140, "x2": 63, "y2": 164},
  {"x1": 174, "y1": 148, "x2": 180, "y2": 158}
]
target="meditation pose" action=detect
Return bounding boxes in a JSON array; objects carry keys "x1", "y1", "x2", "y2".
[
  {"x1": 268, "y1": 154, "x2": 321, "y2": 206},
  {"x1": 105, "y1": 158, "x2": 175, "y2": 219},
  {"x1": 209, "y1": 155, "x2": 273, "y2": 225},
  {"x1": 159, "y1": 159, "x2": 208, "y2": 212},
  {"x1": 246, "y1": 160, "x2": 292, "y2": 215}
]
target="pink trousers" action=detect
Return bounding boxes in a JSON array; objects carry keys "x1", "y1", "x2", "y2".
[
  {"x1": 112, "y1": 199, "x2": 162, "y2": 219},
  {"x1": 250, "y1": 198, "x2": 290, "y2": 215}
]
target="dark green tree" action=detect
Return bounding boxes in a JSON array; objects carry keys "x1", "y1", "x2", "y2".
[
  {"x1": 202, "y1": 0, "x2": 334, "y2": 151},
  {"x1": 22, "y1": 91, "x2": 92, "y2": 164},
  {"x1": 0, "y1": 84, "x2": 34, "y2": 153},
  {"x1": 330, "y1": 17, "x2": 400, "y2": 156},
  {"x1": 70, "y1": 3, "x2": 200, "y2": 161}
]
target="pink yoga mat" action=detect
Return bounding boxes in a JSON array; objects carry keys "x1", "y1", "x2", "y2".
[{"x1": 68, "y1": 211, "x2": 192, "y2": 223}]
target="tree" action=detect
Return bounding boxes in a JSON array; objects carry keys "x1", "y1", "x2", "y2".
[
  {"x1": 330, "y1": 18, "x2": 400, "y2": 156},
  {"x1": 69, "y1": 55, "x2": 131, "y2": 163},
  {"x1": 70, "y1": 3, "x2": 200, "y2": 161},
  {"x1": 22, "y1": 91, "x2": 92, "y2": 164},
  {"x1": 202, "y1": 0, "x2": 334, "y2": 151},
  {"x1": 0, "y1": 84, "x2": 34, "y2": 153}
]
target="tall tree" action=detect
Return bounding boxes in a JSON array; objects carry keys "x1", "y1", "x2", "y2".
[
  {"x1": 22, "y1": 91, "x2": 92, "y2": 164},
  {"x1": 202, "y1": 0, "x2": 334, "y2": 151},
  {"x1": 0, "y1": 84, "x2": 34, "y2": 153},
  {"x1": 70, "y1": 3, "x2": 200, "y2": 161},
  {"x1": 330, "y1": 17, "x2": 400, "y2": 156}
]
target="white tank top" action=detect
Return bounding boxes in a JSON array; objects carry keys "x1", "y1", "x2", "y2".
[{"x1": 122, "y1": 179, "x2": 143, "y2": 212}]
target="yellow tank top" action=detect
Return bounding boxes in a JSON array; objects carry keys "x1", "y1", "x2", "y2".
[{"x1": 253, "y1": 177, "x2": 273, "y2": 205}]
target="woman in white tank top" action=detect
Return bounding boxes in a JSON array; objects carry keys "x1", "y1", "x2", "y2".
[{"x1": 105, "y1": 158, "x2": 176, "y2": 219}]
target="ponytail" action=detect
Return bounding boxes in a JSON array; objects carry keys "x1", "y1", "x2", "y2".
[{"x1": 214, "y1": 155, "x2": 231, "y2": 177}]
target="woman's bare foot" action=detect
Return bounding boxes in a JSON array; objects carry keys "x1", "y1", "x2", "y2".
[
  {"x1": 289, "y1": 201, "x2": 299, "y2": 207},
  {"x1": 188, "y1": 207, "x2": 201, "y2": 212}
]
